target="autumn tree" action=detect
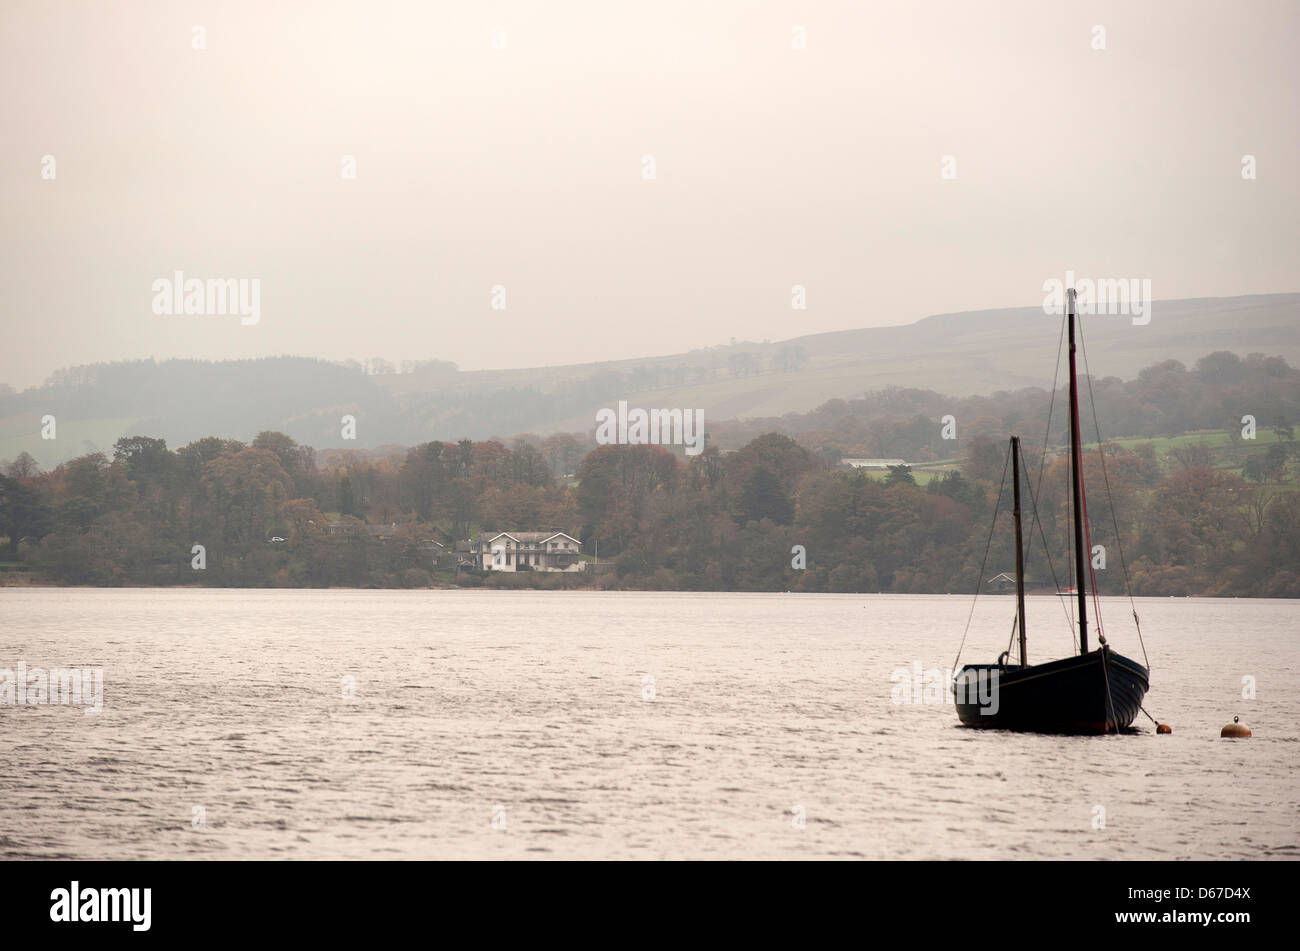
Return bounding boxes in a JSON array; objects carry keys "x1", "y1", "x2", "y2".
[
  {"x1": 201, "y1": 448, "x2": 295, "y2": 545},
  {"x1": 0, "y1": 474, "x2": 52, "y2": 554}
]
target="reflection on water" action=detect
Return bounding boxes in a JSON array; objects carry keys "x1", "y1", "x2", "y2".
[{"x1": 1, "y1": 589, "x2": 1296, "y2": 859}]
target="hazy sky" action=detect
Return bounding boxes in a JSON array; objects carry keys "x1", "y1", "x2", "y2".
[{"x1": 2, "y1": 0, "x2": 1297, "y2": 390}]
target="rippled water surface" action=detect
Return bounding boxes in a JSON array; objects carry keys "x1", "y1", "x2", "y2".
[{"x1": 1, "y1": 589, "x2": 1296, "y2": 859}]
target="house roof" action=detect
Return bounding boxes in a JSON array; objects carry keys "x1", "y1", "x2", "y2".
[
  {"x1": 482, "y1": 531, "x2": 581, "y2": 545},
  {"x1": 538, "y1": 532, "x2": 581, "y2": 545},
  {"x1": 986, "y1": 571, "x2": 1047, "y2": 584}
]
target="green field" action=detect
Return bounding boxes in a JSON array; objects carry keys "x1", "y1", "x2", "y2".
[
  {"x1": 854, "y1": 426, "x2": 1295, "y2": 487},
  {"x1": 1101, "y1": 429, "x2": 1288, "y2": 453}
]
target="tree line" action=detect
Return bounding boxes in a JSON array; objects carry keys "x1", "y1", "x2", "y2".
[
  {"x1": 3, "y1": 349, "x2": 1298, "y2": 594},
  {"x1": 2, "y1": 410, "x2": 1298, "y2": 595}
]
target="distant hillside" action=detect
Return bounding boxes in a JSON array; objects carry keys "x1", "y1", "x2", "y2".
[
  {"x1": 2, "y1": 294, "x2": 1296, "y2": 467},
  {"x1": 0, "y1": 358, "x2": 402, "y2": 467},
  {"x1": 525, "y1": 293, "x2": 1300, "y2": 432}
]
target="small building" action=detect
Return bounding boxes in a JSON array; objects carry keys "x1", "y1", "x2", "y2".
[
  {"x1": 453, "y1": 539, "x2": 476, "y2": 572},
  {"x1": 474, "y1": 531, "x2": 585, "y2": 572},
  {"x1": 843, "y1": 458, "x2": 908, "y2": 470}
]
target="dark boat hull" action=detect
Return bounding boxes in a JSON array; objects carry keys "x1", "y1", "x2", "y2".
[{"x1": 953, "y1": 647, "x2": 1149, "y2": 734}]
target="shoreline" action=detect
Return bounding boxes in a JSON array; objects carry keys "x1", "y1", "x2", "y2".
[{"x1": 2, "y1": 577, "x2": 1294, "y2": 599}]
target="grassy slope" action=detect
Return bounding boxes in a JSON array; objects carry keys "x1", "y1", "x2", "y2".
[
  {"x1": 4, "y1": 294, "x2": 1296, "y2": 466},
  {"x1": 519, "y1": 294, "x2": 1300, "y2": 434}
]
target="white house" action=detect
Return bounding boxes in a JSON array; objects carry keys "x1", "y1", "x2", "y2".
[{"x1": 475, "y1": 531, "x2": 586, "y2": 572}]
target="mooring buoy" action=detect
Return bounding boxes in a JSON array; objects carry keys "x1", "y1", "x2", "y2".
[
  {"x1": 1221, "y1": 715, "x2": 1251, "y2": 738},
  {"x1": 1156, "y1": 723, "x2": 1172, "y2": 734}
]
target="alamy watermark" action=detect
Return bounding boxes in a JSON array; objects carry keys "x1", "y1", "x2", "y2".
[
  {"x1": 1043, "y1": 271, "x2": 1151, "y2": 325},
  {"x1": 595, "y1": 401, "x2": 705, "y2": 456},
  {"x1": 891, "y1": 661, "x2": 999, "y2": 715},
  {"x1": 152, "y1": 271, "x2": 260, "y2": 325},
  {"x1": 50, "y1": 882, "x2": 151, "y2": 931},
  {"x1": 1, "y1": 661, "x2": 103, "y2": 715}
]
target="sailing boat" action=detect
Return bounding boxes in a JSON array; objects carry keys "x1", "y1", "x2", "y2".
[{"x1": 953, "y1": 289, "x2": 1149, "y2": 733}]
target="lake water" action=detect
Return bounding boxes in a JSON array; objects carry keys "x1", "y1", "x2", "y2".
[{"x1": 1, "y1": 589, "x2": 1296, "y2": 860}]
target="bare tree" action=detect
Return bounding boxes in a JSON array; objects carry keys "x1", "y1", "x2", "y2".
[
  {"x1": 1237, "y1": 485, "x2": 1280, "y2": 538},
  {"x1": 1169, "y1": 443, "x2": 1213, "y2": 470},
  {"x1": 5, "y1": 451, "x2": 40, "y2": 480}
]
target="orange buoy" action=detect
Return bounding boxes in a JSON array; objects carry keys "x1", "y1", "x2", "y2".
[
  {"x1": 1221, "y1": 715, "x2": 1251, "y2": 738},
  {"x1": 1156, "y1": 723, "x2": 1172, "y2": 734}
]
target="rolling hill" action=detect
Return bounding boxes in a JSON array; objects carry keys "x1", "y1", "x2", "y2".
[{"x1": 2, "y1": 293, "x2": 1296, "y2": 467}]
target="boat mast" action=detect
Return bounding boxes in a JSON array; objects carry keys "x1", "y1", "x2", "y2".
[
  {"x1": 1066, "y1": 289, "x2": 1089, "y2": 653},
  {"x1": 1010, "y1": 435, "x2": 1027, "y2": 667}
]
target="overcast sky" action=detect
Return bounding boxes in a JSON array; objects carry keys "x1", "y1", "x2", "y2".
[{"x1": 2, "y1": 0, "x2": 1296, "y2": 390}]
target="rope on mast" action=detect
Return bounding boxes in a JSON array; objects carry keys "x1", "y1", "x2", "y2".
[
  {"x1": 1030, "y1": 313, "x2": 1081, "y2": 652},
  {"x1": 1078, "y1": 318, "x2": 1151, "y2": 671},
  {"x1": 1078, "y1": 452, "x2": 1106, "y2": 643},
  {"x1": 952, "y1": 444, "x2": 1012, "y2": 676}
]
